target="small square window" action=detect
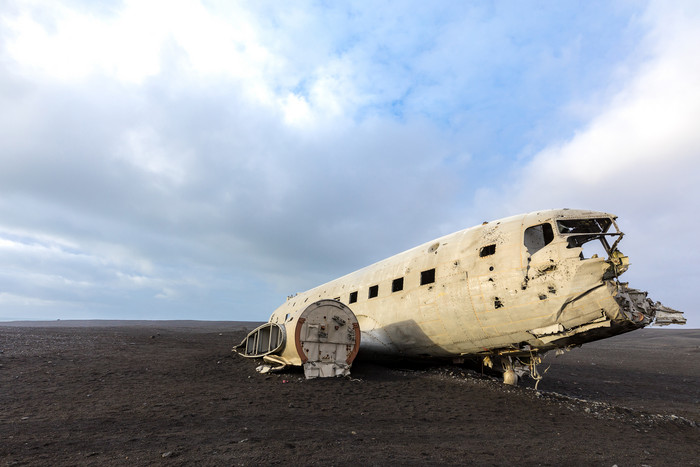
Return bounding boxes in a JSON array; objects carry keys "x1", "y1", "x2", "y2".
[
  {"x1": 349, "y1": 291, "x2": 358, "y2": 303},
  {"x1": 368, "y1": 285, "x2": 379, "y2": 299},
  {"x1": 479, "y1": 244, "x2": 496, "y2": 257},
  {"x1": 392, "y1": 277, "x2": 404, "y2": 292},
  {"x1": 420, "y1": 268, "x2": 435, "y2": 285},
  {"x1": 524, "y1": 223, "x2": 554, "y2": 255}
]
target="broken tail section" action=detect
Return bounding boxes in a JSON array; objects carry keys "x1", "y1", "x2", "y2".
[{"x1": 234, "y1": 300, "x2": 361, "y2": 378}]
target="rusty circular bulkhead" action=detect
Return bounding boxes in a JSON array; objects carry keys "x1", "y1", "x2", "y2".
[{"x1": 293, "y1": 299, "x2": 360, "y2": 378}]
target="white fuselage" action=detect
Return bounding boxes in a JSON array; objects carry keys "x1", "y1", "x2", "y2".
[{"x1": 268, "y1": 209, "x2": 652, "y2": 362}]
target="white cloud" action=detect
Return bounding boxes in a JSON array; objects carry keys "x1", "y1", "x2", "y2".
[
  {"x1": 0, "y1": 292, "x2": 66, "y2": 308},
  {"x1": 3, "y1": 1, "x2": 274, "y2": 88},
  {"x1": 488, "y1": 1, "x2": 700, "y2": 325},
  {"x1": 2, "y1": 0, "x2": 695, "y2": 326},
  {"x1": 280, "y1": 93, "x2": 313, "y2": 127},
  {"x1": 501, "y1": 1, "x2": 700, "y2": 207},
  {"x1": 5, "y1": 2, "x2": 156, "y2": 82},
  {"x1": 116, "y1": 127, "x2": 188, "y2": 186}
]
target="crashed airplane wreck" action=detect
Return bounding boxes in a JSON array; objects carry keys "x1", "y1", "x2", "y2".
[{"x1": 234, "y1": 209, "x2": 685, "y2": 384}]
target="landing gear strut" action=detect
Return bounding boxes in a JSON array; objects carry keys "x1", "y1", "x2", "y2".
[{"x1": 502, "y1": 358, "x2": 518, "y2": 386}]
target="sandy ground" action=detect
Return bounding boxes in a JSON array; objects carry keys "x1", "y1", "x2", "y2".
[{"x1": 1, "y1": 322, "x2": 698, "y2": 466}]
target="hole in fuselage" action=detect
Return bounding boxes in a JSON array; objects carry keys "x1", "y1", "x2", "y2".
[{"x1": 480, "y1": 244, "x2": 496, "y2": 257}]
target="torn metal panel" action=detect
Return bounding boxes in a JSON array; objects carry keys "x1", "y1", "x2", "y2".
[
  {"x1": 529, "y1": 323, "x2": 565, "y2": 337},
  {"x1": 615, "y1": 287, "x2": 686, "y2": 326},
  {"x1": 654, "y1": 307, "x2": 687, "y2": 326}
]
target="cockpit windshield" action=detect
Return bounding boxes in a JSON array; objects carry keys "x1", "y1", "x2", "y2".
[
  {"x1": 557, "y1": 218, "x2": 612, "y2": 235},
  {"x1": 557, "y1": 217, "x2": 617, "y2": 250}
]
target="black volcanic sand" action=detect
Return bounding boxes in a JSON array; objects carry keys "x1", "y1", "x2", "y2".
[{"x1": 1, "y1": 322, "x2": 698, "y2": 466}]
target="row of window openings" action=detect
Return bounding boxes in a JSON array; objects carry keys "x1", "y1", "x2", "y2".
[
  {"x1": 334, "y1": 242, "x2": 499, "y2": 305},
  {"x1": 344, "y1": 268, "x2": 436, "y2": 304},
  {"x1": 328, "y1": 229, "x2": 553, "y2": 306}
]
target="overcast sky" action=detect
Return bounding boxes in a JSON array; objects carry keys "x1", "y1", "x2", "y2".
[{"x1": 1, "y1": 0, "x2": 698, "y2": 327}]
